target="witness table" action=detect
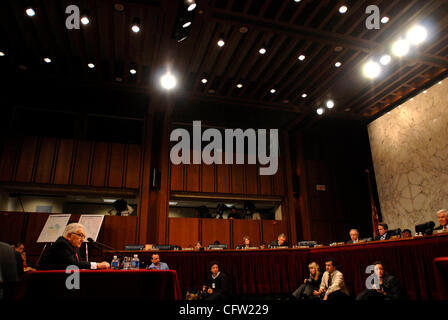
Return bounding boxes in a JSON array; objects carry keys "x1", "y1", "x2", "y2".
[
  {"x1": 17, "y1": 269, "x2": 182, "y2": 300},
  {"x1": 103, "y1": 233, "x2": 448, "y2": 300}
]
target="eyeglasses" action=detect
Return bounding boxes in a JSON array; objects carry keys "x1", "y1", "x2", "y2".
[{"x1": 72, "y1": 232, "x2": 86, "y2": 239}]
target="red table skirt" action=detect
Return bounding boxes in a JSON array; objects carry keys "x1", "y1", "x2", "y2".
[
  {"x1": 433, "y1": 257, "x2": 448, "y2": 300},
  {"x1": 16, "y1": 269, "x2": 182, "y2": 300},
  {"x1": 102, "y1": 234, "x2": 448, "y2": 300}
]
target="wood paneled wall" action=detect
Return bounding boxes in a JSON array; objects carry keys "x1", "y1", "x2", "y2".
[
  {"x1": 0, "y1": 136, "x2": 141, "y2": 189},
  {"x1": 169, "y1": 154, "x2": 285, "y2": 197},
  {"x1": 167, "y1": 217, "x2": 286, "y2": 249}
]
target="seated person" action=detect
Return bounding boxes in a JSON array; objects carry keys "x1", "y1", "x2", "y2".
[
  {"x1": 314, "y1": 258, "x2": 350, "y2": 301},
  {"x1": 147, "y1": 253, "x2": 169, "y2": 270},
  {"x1": 21, "y1": 251, "x2": 36, "y2": 272},
  {"x1": 8, "y1": 241, "x2": 24, "y2": 278},
  {"x1": 292, "y1": 262, "x2": 322, "y2": 300},
  {"x1": 236, "y1": 236, "x2": 252, "y2": 249},
  {"x1": 38, "y1": 223, "x2": 110, "y2": 270},
  {"x1": 401, "y1": 229, "x2": 412, "y2": 238},
  {"x1": 194, "y1": 241, "x2": 203, "y2": 250},
  {"x1": 374, "y1": 223, "x2": 391, "y2": 241},
  {"x1": 269, "y1": 233, "x2": 289, "y2": 248},
  {"x1": 346, "y1": 229, "x2": 360, "y2": 244},
  {"x1": 227, "y1": 207, "x2": 240, "y2": 219},
  {"x1": 0, "y1": 241, "x2": 19, "y2": 300},
  {"x1": 434, "y1": 209, "x2": 448, "y2": 231},
  {"x1": 196, "y1": 206, "x2": 212, "y2": 218},
  {"x1": 259, "y1": 241, "x2": 266, "y2": 249},
  {"x1": 202, "y1": 261, "x2": 230, "y2": 300},
  {"x1": 356, "y1": 261, "x2": 402, "y2": 300},
  {"x1": 13, "y1": 242, "x2": 36, "y2": 273}
]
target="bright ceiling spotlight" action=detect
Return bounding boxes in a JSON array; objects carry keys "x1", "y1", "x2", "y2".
[
  {"x1": 407, "y1": 25, "x2": 427, "y2": 45},
  {"x1": 187, "y1": 0, "x2": 197, "y2": 12},
  {"x1": 339, "y1": 6, "x2": 348, "y2": 14},
  {"x1": 270, "y1": 88, "x2": 276, "y2": 94},
  {"x1": 201, "y1": 78, "x2": 207, "y2": 84},
  {"x1": 160, "y1": 72, "x2": 177, "y2": 90},
  {"x1": 87, "y1": 63, "x2": 95, "y2": 69},
  {"x1": 44, "y1": 57, "x2": 51, "y2": 63},
  {"x1": 380, "y1": 54, "x2": 391, "y2": 65},
  {"x1": 236, "y1": 83, "x2": 243, "y2": 88},
  {"x1": 363, "y1": 61, "x2": 381, "y2": 79},
  {"x1": 182, "y1": 21, "x2": 192, "y2": 28},
  {"x1": 217, "y1": 39, "x2": 225, "y2": 47},
  {"x1": 130, "y1": 69, "x2": 137, "y2": 75},
  {"x1": 131, "y1": 17, "x2": 141, "y2": 33},
  {"x1": 26, "y1": 8, "x2": 35, "y2": 17},
  {"x1": 0, "y1": 51, "x2": 5, "y2": 56},
  {"x1": 317, "y1": 108, "x2": 324, "y2": 115},
  {"x1": 301, "y1": 93, "x2": 307, "y2": 98},
  {"x1": 81, "y1": 16, "x2": 89, "y2": 25},
  {"x1": 298, "y1": 54, "x2": 306, "y2": 61},
  {"x1": 259, "y1": 48, "x2": 266, "y2": 54},
  {"x1": 391, "y1": 39, "x2": 410, "y2": 57},
  {"x1": 335, "y1": 61, "x2": 342, "y2": 68},
  {"x1": 326, "y1": 100, "x2": 335, "y2": 109},
  {"x1": 381, "y1": 16, "x2": 389, "y2": 24}
]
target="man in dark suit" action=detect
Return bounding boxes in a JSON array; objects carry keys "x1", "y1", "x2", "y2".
[
  {"x1": 38, "y1": 223, "x2": 110, "y2": 270},
  {"x1": 269, "y1": 233, "x2": 289, "y2": 248},
  {"x1": 375, "y1": 223, "x2": 391, "y2": 241},
  {"x1": 356, "y1": 261, "x2": 402, "y2": 300},
  {"x1": 0, "y1": 241, "x2": 19, "y2": 300},
  {"x1": 346, "y1": 229, "x2": 360, "y2": 244},
  {"x1": 434, "y1": 209, "x2": 448, "y2": 231}
]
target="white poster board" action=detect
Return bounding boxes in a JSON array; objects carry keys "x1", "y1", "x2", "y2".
[
  {"x1": 78, "y1": 215, "x2": 104, "y2": 242},
  {"x1": 37, "y1": 214, "x2": 71, "y2": 243}
]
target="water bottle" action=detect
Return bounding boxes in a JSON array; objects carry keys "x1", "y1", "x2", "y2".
[
  {"x1": 111, "y1": 255, "x2": 119, "y2": 270},
  {"x1": 131, "y1": 254, "x2": 140, "y2": 270}
]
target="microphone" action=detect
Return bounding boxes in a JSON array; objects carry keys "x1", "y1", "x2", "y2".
[{"x1": 87, "y1": 238, "x2": 122, "y2": 255}]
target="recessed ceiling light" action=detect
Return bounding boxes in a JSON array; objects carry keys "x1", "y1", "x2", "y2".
[
  {"x1": 334, "y1": 46, "x2": 343, "y2": 52},
  {"x1": 208, "y1": 89, "x2": 215, "y2": 94},
  {"x1": 130, "y1": 69, "x2": 137, "y2": 74},
  {"x1": 363, "y1": 61, "x2": 381, "y2": 79},
  {"x1": 344, "y1": 108, "x2": 351, "y2": 112},
  {"x1": 381, "y1": 16, "x2": 389, "y2": 24},
  {"x1": 392, "y1": 39, "x2": 410, "y2": 57},
  {"x1": 88, "y1": 63, "x2": 95, "y2": 69},
  {"x1": 0, "y1": 51, "x2": 6, "y2": 56},
  {"x1": 326, "y1": 100, "x2": 335, "y2": 109},
  {"x1": 81, "y1": 16, "x2": 90, "y2": 25},
  {"x1": 317, "y1": 108, "x2": 324, "y2": 115},
  {"x1": 301, "y1": 93, "x2": 307, "y2": 98},
  {"x1": 114, "y1": 3, "x2": 125, "y2": 12},
  {"x1": 380, "y1": 54, "x2": 391, "y2": 65},
  {"x1": 335, "y1": 61, "x2": 342, "y2": 68},
  {"x1": 239, "y1": 26, "x2": 248, "y2": 33},
  {"x1": 160, "y1": 72, "x2": 177, "y2": 90},
  {"x1": 201, "y1": 78, "x2": 208, "y2": 84},
  {"x1": 217, "y1": 39, "x2": 225, "y2": 47},
  {"x1": 339, "y1": 6, "x2": 348, "y2": 14},
  {"x1": 270, "y1": 89, "x2": 276, "y2": 94},
  {"x1": 44, "y1": 57, "x2": 51, "y2": 63},
  {"x1": 187, "y1": 3, "x2": 197, "y2": 11},
  {"x1": 407, "y1": 25, "x2": 427, "y2": 45},
  {"x1": 26, "y1": 8, "x2": 35, "y2": 17},
  {"x1": 236, "y1": 83, "x2": 243, "y2": 88},
  {"x1": 182, "y1": 21, "x2": 192, "y2": 28},
  {"x1": 259, "y1": 48, "x2": 266, "y2": 54},
  {"x1": 132, "y1": 25, "x2": 140, "y2": 33},
  {"x1": 298, "y1": 54, "x2": 306, "y2": 61},
  {"x1": 294, "y1": 0, "x2": 301, "y2": 2}
]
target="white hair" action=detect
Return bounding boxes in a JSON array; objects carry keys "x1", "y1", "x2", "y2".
[
  {"x1": 349, "y1": 229, "x2": 359, "y2": 234},
  {"x1": 437, "y1": 209, "x2": 448, "y2": 217},
  {"x1": 63, "y1": 223, "x2": 85, "y2": 237}
]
